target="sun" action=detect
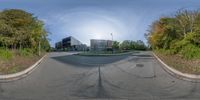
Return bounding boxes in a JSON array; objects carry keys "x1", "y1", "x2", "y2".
[
  {"x1": 93, "y1": 33, "x2": 103, "y2": 39},
  {"x1": 81, "y1": 20, "x2": 116, "y2": 40}
]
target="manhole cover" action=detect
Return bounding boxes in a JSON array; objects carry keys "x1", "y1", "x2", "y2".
[{"x1": 136, "y1": 64, "x2": 144, "y2": 67}]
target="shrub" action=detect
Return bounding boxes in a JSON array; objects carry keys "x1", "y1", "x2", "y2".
[
  {"x1": 19, "y1": 48, "x2": 34, "y2": 57},
  {"x1": 180, "y1": 44, "x2": 200, "y2": 59},
  {"x1": 170, "y1": 39, "x2": 190, "y2": 54},
  {"x1": 155, "y1": 48, "x2": 175, "y2": 55},
  {"x1": 0, "y1": 48, "x2": 13, "y2": 60}
]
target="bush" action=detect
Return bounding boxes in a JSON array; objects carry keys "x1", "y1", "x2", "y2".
[
  {"x1": 180, "y1": 44, "x2": 200, "y2": 59},
  {"x1": 19, "y1": 48, "x2": 34, "y2": 57},
  {"x1": 170, "y1": 39, "x2": 190, "y2": 54},
  {"x1": 0, "y1": 48, "x2": 13, "y2": 60},
  {"x1": 155, "y1": 48, "x2": 175, "y2": 55}
]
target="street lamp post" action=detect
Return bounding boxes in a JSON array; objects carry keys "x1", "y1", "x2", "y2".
[
  {"x1": 111, "y1": 33, "x2": 113, "y2": 54},
  {"x1": 111, "y1": 33, "x2": 113, "y2": 41}
]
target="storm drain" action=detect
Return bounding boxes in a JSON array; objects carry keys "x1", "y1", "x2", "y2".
[{"x1": 136, "y1": 64, "x2": 144, "y2": 67}]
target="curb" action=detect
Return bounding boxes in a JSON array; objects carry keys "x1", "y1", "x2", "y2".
[
  {"x1": 0, "y1": 54, "x2": 47, "y2": 82},
  {"x1": 153, "y1": 52, "x2": 200, "y2": 82}
]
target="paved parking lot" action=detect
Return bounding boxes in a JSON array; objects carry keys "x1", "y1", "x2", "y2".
[{"x1": 0, "y1": 51, "x2": 200, "y2": 100}]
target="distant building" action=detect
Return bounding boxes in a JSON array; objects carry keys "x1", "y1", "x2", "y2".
[
  {"x1": 55, "y1": 41, "x2": 62, "y2": 50},
  {"x1": 55, "y1": 36, "x2": 87, "y2": 51},
  {"x1": 90, "y1": 39, "x2": 112, "y2": 51}
]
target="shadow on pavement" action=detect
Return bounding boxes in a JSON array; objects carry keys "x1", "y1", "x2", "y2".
[
  {"x1": 131, "y1": 54, "x2": 153, "y2": 58},
  {"x1": 51, "y1": 55, "x2": 129, "y2": 67}
]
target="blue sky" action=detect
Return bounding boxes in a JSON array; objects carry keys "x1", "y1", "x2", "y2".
[{"x1": 1, "y1": 0, "x2": 200, "y2": 47}]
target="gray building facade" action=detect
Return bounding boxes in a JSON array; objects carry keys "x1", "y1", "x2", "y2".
[
  {"x1": 55, "y1": 36, "x2": 87, "y2": 51},
  {"x1": 90, "y1": 39, "x2": 112, "y2": 51}
]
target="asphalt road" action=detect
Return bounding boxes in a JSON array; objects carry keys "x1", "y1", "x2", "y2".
[{"x1": 0, "y1": 51, "x2": 200, "y2": 100}]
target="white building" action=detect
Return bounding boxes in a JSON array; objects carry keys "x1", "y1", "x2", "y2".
[{"x1": 90, "y1": 39, "x2": 112, "y2": 51}]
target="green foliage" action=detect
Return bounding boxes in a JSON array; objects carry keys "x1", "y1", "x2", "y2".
[
  {"x1": 169, "y1": 39, "x2": 189, "y2": 54},
  {"x1": 120, "y1": 40, "x2": 131, "y2": 50},
  {"x1": 146, "y1": 9, "x2": 200, "y2": 59},
  {"x1": 134, "y1": 40, "x2": 147, "y2": 50},
  {"x1": 19, "y1": 48, "x2": 34, "y2": 57},
  {"x1": 0, "y1": 48, "x2": 13, "y2": 60},
  {"x1": 185, "y1": 32, "x2": 200, "y2": 46},
  {"x1": 119, "y1": 40, "x2": 147, "y2": 50},
  {"x1": 0, "y1": 9, "x2": 50, "y2": 53},
  {"x1": 155, "y1": 49, "x2": 176, "y2": 55},
  {"x1": 146, "y1": 17, "x2": 179, "y2": 49},
  {"x1": 180, "y1": 44, "x2": 200, "y2": 59},
  {"x1": 112, "y1": 41, "x2": 119, "y2": 50}
]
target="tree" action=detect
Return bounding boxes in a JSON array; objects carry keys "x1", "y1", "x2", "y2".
[
  {"x1": 146, "y1": 17, "x2": 179, "y2": 49},
  {"x1": 120, "y1": 40, "x2": 131, "y2": 50},
  {"x1": 146, "y1": 9, "x2": 200, "y2": 58},
  {"x1": 119, "y1": 40, "x2": 146, "y2": 50},
  {"x1": 0, "y1": 9, "x2": 50, "y2": 53},
  {"x1": 112, "y1": 41, "x2": 119, "y2": 50},
  {"x1": 135, "y1": 40, "x2": 146, "y2": 50},
  {"x1": 175, "y1": 10, "x2": 199, "y2": 37}
]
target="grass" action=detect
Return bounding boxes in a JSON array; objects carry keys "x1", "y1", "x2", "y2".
[
  {"x1": 155, "y1": 51, "x2": 200, "y2": 75},
  {"x1": 0, "y1": 49, "x2": 13, "y2": 60},
  {"x1": 0, "y1": 48, "x2": 45, "y2": 75}
]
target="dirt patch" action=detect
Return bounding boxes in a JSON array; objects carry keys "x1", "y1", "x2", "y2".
[
  {"x1": 0, "y1": 53, "x2": 44, "y2": 75},
  {"x1": 155, "y1": 52, "x2": 200, "y2": 75}
]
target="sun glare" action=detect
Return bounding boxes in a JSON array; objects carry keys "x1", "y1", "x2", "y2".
[{"x1": 81, "y1": 20, "x2": 117, "y2": 40}]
